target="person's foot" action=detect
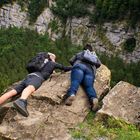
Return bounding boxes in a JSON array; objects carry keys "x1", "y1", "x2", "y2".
[
  {"x1": 91, "y1": 98, "x2": 99, "y2": 112},
  {"x1": 13, "y1": 99, "x2": 29, "y2": 117},
  {"x1": 65, "y1": 95, "x2": 75, "y2": 106}
]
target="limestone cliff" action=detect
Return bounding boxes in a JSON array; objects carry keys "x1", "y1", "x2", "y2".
[{"x1": 0, "y1": 3, "x2": 140, "y2": 63}]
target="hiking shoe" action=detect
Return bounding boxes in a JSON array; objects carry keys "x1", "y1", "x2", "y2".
[
  {"x1": 13, "y1": 99, "x2": 29, "y2": 117},
  {"x1": 65, "y1": 95, "x2": 75, "y2": 106},
  {"x1": 91, "y1": 98, "x2": 99, "y2": 112}
]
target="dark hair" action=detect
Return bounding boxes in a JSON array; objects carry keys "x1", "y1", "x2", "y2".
[{"x1": 83, "y1": 44, "x2": 93, "y2": 51}]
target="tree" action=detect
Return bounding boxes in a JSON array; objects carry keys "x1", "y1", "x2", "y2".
[
  {"x1": 52, "y1": 0, "x2": 89, "y2": 24},
  {"x1": 51, "y1": 0, "x2": 89, "y2": 37}
]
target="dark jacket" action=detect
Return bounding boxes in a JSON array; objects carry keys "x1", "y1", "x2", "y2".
[
  {"x1": 32, "y1": 61, "x2": 72, "y2": 80},
  {"x1": 69, "y1": 51, "x2": 101, "y2": 75}
]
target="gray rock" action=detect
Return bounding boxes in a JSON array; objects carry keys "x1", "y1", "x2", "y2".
[
  {"x1": 97, "y1": 81, "x2": 140, "y2": 127},
  {"x1": 106, "y1": 32, "x2": 121, "y2": 45}
]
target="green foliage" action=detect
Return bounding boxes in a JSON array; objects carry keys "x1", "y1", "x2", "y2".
[
  {"x1": 0, "y1": 0, "x2": 14, "y2": 8},
  {"x1": 53, "y1": 37, "x2": 82, "y2": 65},
  {"x1": 48, "y1": 20, "x2": 59, "y2": 32},
  {"x1": 71, "y1": 112, "x2": 140, "y2": 140},
  {"x1": 128, "y1": 0, "x2": 140, "y2": 27},
  {"x1": 0, "y1": 27, "x2": 50, "y2": 93},
  {"x1": 0, "y1": 27, "x2": 81, "y2": 93},
  {"x1": 92, "y1": 0, "x2": 140, "y2": 26},
  {"x1": 99, "y1": 54, "x2": 140, "y2": 87},
  {"x1": 123, "y1": 38, "x2": 136, "y2": 52},
  {"x1": 28, "y1": 0, "x2": 48, "y2": 24},
  {"x1": 51, "y1": 0, "x2": 90, "y2": 24}
]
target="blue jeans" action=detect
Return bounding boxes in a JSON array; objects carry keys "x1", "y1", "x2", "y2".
[{"x1": 67, "y1": 63, "x2": 97, "y2": 100}]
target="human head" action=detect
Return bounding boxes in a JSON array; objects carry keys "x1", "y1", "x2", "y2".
[
  {"x1": 48, "y1": 52, "x2": 56, "y2": 62},
  {"x1": 83, "y1": 44, "x2": 93, "y2": 52}
]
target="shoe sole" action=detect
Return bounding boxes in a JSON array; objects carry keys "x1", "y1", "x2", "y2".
[
  {"x1": 65, "y1": 96, "x2": 75, "y2": 106},
  {"x1": 92, "y1": 99, "x2": 99, "y2": 112},
  {"x1": 13, "y1": 102, "x2": 29, "y2": 117}
]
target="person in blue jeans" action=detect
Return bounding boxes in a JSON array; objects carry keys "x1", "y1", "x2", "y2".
[{"x1": 65, "y1": 44, "x2": 101, "y2": 111}]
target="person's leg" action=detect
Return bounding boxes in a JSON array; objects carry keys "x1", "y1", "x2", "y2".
[
  {"x1": 13, "y1": 75, "x2": 43, "y2": 117},
  {"x1": 82, "y1": 71, "x2": 98, "y2": 111},
  {"x1": 20, "y1": 85, "x2": 35, "y2": 100},
  {"x1": 0, "y1": 78, "x2": 26, "y2": 106},
  {"x1": 67, "y1": 68, "x2": 84, "y2": 96},
  {"x1": 82, "y1": 74, "x2": 97, "y2": 100},
  {"x1": 19, "y1": 74, "x2": 43, "y2": 100},
  {"x1": 0, "y1": 89, "x2": 17, "y2": 105},
  {"x1": 65, "y1": 67, "x2": 84, "y2": 105},
  {"x1": 13, "y1": 85, "x2": 36, "y2": 117}
]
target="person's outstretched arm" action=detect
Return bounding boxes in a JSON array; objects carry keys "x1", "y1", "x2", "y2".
[{"x1": 54, "y1": 62, "x2": 72, "y2": 72}]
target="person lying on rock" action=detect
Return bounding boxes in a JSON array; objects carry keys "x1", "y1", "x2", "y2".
[
  {"x1": 0, "y1": 52, "x2": 71, "y2": 117},
  {"x1": 64, "y1": 44, "x2": 101, "y2": 111}
]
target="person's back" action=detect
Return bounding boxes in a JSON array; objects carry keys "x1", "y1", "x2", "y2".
[
  {"x1": 27, "y1": 52, "x2": 71, "y2": 80},
  {"x1": 69, "y1": 45, "x2": 101, "y2": 75},
  {"x1": 26, "y1": 52, "x2": 49, "y2": 73}
]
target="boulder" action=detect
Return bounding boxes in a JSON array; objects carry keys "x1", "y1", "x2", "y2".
[
  {"x1": 0, "y1": 65, "x2": 111, "y2": 140},
  {"x1": 96, "y1": 81, "x2": 140, "y2": 127}
]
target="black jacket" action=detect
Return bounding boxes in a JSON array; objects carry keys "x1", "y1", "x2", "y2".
[{"x1": 33, "y1": 61, "x2": 72, "y2": 80}]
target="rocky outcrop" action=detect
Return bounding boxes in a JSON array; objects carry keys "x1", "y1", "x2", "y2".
[
  {"x1": 0, "y1": 65, "x2": 111, "y2": 140},
  {"x1": 96, "y1": 81, "x2": 140, "y2": 127}
]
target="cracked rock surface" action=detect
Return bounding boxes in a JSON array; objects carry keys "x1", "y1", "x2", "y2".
[
  {"x1": 0, "y1": 65, "x2": 111, "y2": 140},
  {"x1": 97, "y1": 81, "x2": 140, "y2": 128}
]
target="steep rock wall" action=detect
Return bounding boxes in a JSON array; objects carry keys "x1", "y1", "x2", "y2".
[
  {"x1": 66, "y1": 18, "x2": 140, "y2": 63},
  {"x1": 0, "y1": 3, "x2": 54, "y2": 34},
  {"x1": 0, "y1": 3, "x2": 140, "y2": 63}
]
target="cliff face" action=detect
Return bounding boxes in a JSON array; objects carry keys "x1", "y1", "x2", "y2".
[
  {"x1": 66, "y1": 18, "x2": 140, "y2": 63},
  {"x1": 0, "y1": 3, "x2": 140, "y2": 63},
  {"x1": 0, "y1": 65, "x2": 111, "y2": 140},
  {"x1": 0, "y1": 3, "x2": 53, "y2": 34}
]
